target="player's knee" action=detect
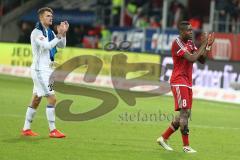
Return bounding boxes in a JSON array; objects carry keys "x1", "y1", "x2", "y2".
[
  {"x1": 180, "y1": 125, "x2": 189, "y2": 135},
  {"x1": 179, "y1": 113, "x2": 189, "y2": 135},
  {"x1": 52, "y1": 97, "x2": 57, "y2": 104},
  {"x1": 32, "y1": 97, "x2": 41, "y2": 107},
  {"x1": 48, "y1": 95, "x2": 56, "y2": 105},
  {"x1": 50, "y1": 98, "x2": 56, "y2": 105},
  {"x1": 171, "y1": 121, "x2": 180, "y2": 130}
]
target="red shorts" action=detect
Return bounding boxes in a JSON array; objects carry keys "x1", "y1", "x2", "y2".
[{"x1": 171, "y1": 86, "x2": 192, "y2": 111}]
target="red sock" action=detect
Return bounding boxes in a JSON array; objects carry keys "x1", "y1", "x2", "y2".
[
  {"x1": 162, "y1": 127, "x2": 175, "y2": 140},
  {"x1": 182, "y1": 134, "x2": 189, "y2": 146}
]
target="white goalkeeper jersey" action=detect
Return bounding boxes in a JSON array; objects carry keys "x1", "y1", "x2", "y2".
[{"x1": 30, "y1": 28, "x2": 66, "y2": 71}]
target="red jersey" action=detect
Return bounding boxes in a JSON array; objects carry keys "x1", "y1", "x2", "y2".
[{"x1": 170, "y1": 37, "x2": 198, "y2": 87}]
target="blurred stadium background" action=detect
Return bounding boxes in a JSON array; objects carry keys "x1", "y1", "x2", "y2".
[{"x1": 0, "y1": 0, "x2": 240, "y2": 160}]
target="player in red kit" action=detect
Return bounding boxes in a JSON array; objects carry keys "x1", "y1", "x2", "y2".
[{"x1": 157, "y1": 21, "x2": 215, "y2": 153}]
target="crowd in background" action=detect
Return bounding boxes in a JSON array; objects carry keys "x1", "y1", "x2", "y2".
[
  {"x1": 0, "y1": 0, "x2": 30, "y2": 16},
  {"x1": 16, "y1": 0, "x2": 190, "y2": 47},
  {"x1": 5, "y1": 0, "x2": 240, "y2": 48},
  {"x1": 215, "y1": 0, "x2": 240, "y2": 32}
]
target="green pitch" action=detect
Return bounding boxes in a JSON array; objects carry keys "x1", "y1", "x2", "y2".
[{"x1": 0, "y1": 74, "x2": 240, "y2": 160}]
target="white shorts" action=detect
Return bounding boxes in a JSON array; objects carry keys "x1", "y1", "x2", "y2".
[{"x1": 31, "y1": 69, "x2": 55, "y2": 97}]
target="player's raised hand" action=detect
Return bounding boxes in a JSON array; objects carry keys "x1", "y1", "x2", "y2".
[
  {"x1": 60, "y1": 21, "x2": 69, "y2": 32},
  {"x1": 56, "y1": 24, "x2": 66, "y2": 38},
  {"x1": 57, "y1": 24, "x2": 65, "y2": 34},
  {"x1": 63, "y1": 21, "x2": 69, "y2": 32},
  {"x1": 207, "y1": 32, "x2": 215, "y2": 46}
]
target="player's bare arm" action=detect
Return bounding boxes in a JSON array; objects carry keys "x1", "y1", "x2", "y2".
[{"x1": 183, "y1": 38, "x2": 208, "y2": 62}]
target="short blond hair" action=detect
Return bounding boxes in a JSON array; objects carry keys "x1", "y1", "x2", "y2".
[{"x1": 37, "y1": 7, "x2": 53, "y2": 17}]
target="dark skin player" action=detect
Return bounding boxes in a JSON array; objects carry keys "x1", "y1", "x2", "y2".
[{"x1": 172, "y1": 23, "x2": 215, "y2": 144}]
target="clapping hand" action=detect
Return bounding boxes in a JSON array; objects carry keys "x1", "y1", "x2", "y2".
[
  {"x1": 207, "y1": 32, "x2": 215, "y2": 46},
  {"x1": 57, "y1": 21, "x2": 69, "y2": 37}
]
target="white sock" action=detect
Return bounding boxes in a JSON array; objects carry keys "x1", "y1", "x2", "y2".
[
  {"x1": 23, "y1": 106, "x2": 36, "y2": 131},
  {"x1": 46, "y1": 105, "x2": 56, "y2": 131}
]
